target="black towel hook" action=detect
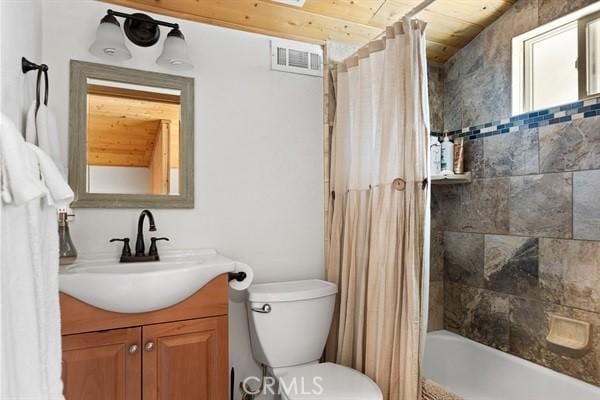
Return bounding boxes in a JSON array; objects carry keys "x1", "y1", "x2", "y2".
[{"x1": 22, "y1": 57, "x2": 49, "y2": 110}]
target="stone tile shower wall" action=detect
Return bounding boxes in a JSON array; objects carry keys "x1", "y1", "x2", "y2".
[
  {"x1": 434, "y1": 115, "x2": 600, "y2": 385},
  {"x1": 427, "y1": 0, "x2": 600, "y2": 386}
]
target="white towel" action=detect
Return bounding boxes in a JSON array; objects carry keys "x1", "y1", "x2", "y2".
[
  {"x1": 6, "y1": 109, "x2": 46, "y2": 205},
  {"x1": 25, "y1": 100, "x2": 37, "y2": 144},
  {"x1": 27, "y1": 143, "x2": 73, "y2": 208},
  {"x1": 25, "y1": 101, "x2": 67, "y2": 178},
  {"x1": 26, "y1": 143, "x2": 73, "y2": 399},
  {"x1": 1, "y1": 113, "x2": 70, "y2": 400}
]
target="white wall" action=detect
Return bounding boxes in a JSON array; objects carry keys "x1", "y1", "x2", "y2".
[
  {"x1": 41, "y1": 1, "x2": 324, "y2": 396},
  {"x1": 0, "y1": 0, "x2": 42, "y2": 131},
  {"x1": 88, "y1": 166, "x2": 151, "y2": 194}
]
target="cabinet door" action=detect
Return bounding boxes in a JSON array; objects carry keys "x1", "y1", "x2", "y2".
[
  {"x1": 62, "y1": 327, "x2": 141, "y2": 400},
  {"x1": 142, "y1": 316, "x2": 228, "y2": 400}
]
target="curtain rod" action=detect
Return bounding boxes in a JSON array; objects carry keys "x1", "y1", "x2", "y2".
[
  {"x1": 333, "y1": 0, "x2": 434, "y2": 67},
  {"x1": 337, "y1": 0, "x2": 433, "y2": 65},
  {"x1": 405, "y1": 0, "x2": 437, "y2": 18},
  {"x1": 373, "y1": 0, "x2": 437, "y2": 40}
]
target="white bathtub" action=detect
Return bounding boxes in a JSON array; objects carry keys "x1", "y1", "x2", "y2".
[{"x1": 423, "y1": 330, "x2": 600, "y2": 400}]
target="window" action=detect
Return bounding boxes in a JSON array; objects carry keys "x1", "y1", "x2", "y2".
[
  {"x1": 581, "y1": 12, "x2": 600, "y2": 96},
  {"x1": 524, "y1": 22, "x2": 578, "y2": 111},
  {"x1": 512, "y1": 4, "x2": 600, "y2": 114}
]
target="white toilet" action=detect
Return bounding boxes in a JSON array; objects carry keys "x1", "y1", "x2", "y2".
[{"x1": 247, "y1": 279, "x2": 383, "y2": 400}]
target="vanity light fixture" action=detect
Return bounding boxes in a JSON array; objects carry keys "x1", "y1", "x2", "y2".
[
  {"x1": 89, "y1": 9, "x2": 194, "y2": 70},
  {"x1": 156, "y1": 28, "x2": 193, "y2": 71},
  {"x1": 89, "y1": 13, "x2": 131, "y2": 61}
]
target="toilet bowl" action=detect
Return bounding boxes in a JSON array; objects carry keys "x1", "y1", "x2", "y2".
[{"x1": 247, "y1": 279, "x2": 382, "y2": 400}]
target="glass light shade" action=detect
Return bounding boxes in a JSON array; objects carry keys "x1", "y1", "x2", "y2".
[
  {"x1": 156, "y1": 29, "x2": 193, "y2": 71},
  {"x1": 89, "y1": 16, "x2": 132, "y2": 61}
]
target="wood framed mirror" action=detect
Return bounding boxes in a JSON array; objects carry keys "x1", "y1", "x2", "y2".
[{"x1": 69, "y1": 60, "x2": 194, "y2": 208}]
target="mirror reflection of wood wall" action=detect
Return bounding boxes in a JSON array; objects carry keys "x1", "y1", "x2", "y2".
[{"x1": 86, "y1": 85, "x2": 180, "y2": 195}]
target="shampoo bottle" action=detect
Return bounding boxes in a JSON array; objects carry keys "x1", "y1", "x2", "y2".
[
  {"x1": 440, "y1": 134, "x2": 454, "y2": 175},
  {"x1": 430, "y1": 135, "x2": 441, "y2": 176}
]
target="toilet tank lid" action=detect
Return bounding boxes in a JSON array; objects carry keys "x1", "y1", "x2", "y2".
[{"x1": 248, "y1": 279, "x2": 337, "y2": 303}]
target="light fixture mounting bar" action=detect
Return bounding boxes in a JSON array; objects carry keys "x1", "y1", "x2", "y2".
[{"x1": 107, "y1": 9, "x2": 179, "y2": 29}]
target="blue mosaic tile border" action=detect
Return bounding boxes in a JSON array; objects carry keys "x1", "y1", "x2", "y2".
[{"x1": 437, "y1": 96, "x2": 600, "y2": 141}]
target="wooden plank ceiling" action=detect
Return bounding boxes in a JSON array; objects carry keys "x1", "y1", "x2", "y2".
[
  {"x1": 87, "y1": 92, "x2": 180, "y2": 167},
  {"x1": 101, "y1": 0, "x2": 516, "y2": 63}
]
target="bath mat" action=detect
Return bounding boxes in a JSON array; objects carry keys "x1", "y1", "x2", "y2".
[{"x1": 422, "y1": 378, "x2": 463, "y2": 400}]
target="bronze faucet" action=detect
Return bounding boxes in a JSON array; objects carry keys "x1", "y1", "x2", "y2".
[
  {"x1": 110, "y1": 210, "x2": 169, "y2": 262},
  {"x1": 135, "y1": 209, "x2": 156, "y2": 256}
]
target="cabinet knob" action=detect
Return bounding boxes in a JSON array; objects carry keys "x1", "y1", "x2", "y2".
[
  {"x1": 128, "y1": 344, "x2": 139, "y2": 355},
  {"x1": 144, "y1": 341, "x2": 155, "y2": 352}
]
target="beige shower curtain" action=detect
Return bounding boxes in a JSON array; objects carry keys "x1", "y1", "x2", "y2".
[{"x1": 325, "y1": 18, "x2": 430, "y2": 400}]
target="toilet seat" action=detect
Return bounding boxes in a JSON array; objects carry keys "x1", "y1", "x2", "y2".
[{"x1": 277, "y1": 362, "x2": 383, "y2": 400}]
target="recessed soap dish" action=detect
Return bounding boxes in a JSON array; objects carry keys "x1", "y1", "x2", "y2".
[{"x1": 546, "y1": 314, "x2": 591, "y2": 350}]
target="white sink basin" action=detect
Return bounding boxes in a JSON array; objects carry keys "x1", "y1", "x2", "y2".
[{"x1": 59, "y1": 249, "x2": 236, "y2": 313}]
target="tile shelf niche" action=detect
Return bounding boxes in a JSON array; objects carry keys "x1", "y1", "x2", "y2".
[{"x1": 431, "y1": 172, "x2": 472, "y2": 185}]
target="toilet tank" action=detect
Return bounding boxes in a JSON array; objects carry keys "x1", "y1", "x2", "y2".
[{"x1": 247, "y1": 279, "x2": 337, "y2": 368}]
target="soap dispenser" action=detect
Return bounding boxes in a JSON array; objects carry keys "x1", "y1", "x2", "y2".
[
  {"x1": 440, "y1": 134, "x2": 454, "y2": 176},
  {"x1": 58, "y1": 210, "x2": 77, "y2": 265}
]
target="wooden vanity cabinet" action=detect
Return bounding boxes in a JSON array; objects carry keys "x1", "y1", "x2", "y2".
[
  {"x1": 62, "y1": 327, "x2": 141, "y2": 400},
  {"x1": 143, "y1": 317, "x2": 228, "y2": 400},
  {"x1": 60, "y1": 275, "x2": 229, "y2": 400}
]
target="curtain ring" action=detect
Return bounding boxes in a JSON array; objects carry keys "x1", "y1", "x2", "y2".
[{"x1": 392, "y1": 178, "x2": 406, "y2": 191}]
